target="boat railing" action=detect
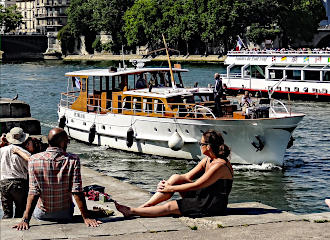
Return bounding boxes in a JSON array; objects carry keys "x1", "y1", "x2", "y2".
[
  {"x1": 227, "y1": 50, "x2": 330, "y2": 55},
  {"x1": 269, "y1": 99, "x2": 290, "y2": 117},
  {"x1": 60, "y1": 92, "x2": 217, "y2": 119}
]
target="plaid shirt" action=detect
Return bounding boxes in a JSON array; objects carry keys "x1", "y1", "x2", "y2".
[{"x1": 28, "y1": 147, "x2": 82, "y2": 213}]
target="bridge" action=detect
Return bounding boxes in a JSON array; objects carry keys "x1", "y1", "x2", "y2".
[{"x1": 0, "y1": 35, "x2": 47, "y2": 60}]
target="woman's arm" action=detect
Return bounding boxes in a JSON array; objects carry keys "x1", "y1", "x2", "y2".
[
  {"x1": 12, "y1": 147, "x2": 31, "y2": 161},
  {"x1": 181, "y1": 157, "x2": 207, "y2": 182},
  {"x1": 160, "y1": 161, "x2": 227, "y2": 193}
]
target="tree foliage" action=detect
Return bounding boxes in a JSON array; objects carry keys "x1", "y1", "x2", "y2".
[
  {"x1": 63, "y1": 0, "x2": 325, "y2": 54},
  {"x1": 0, "y1": 5, "x2": 23, "y2": 33}
]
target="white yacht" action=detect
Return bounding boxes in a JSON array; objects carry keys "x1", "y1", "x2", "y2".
[
  {"x1": 58, "y1": 60, "x2": 304, "y2": 166},
  {"x1": 222, "y1": 50, "x2": 330, "y2": 101}
]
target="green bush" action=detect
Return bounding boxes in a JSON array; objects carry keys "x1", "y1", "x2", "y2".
[{"x1": 92, "y1": 37, "x2": 102, "y2": 52}]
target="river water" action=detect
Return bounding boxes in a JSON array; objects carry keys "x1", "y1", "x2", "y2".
[{"x1": 0, "y1": 61, "x2": 329, "y2": 215}]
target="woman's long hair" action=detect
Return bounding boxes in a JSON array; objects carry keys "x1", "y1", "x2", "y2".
[{"x1": 203, "y1": 130, "x2": 230, "y2": 160}]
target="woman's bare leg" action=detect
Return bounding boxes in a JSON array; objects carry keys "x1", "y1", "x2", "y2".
[
  {"x1": 139, "y1": 174, "x2": 191, "y2": 208},
  {"x1": 116, "y1": 200, "x2": 181, "y2": 217}
]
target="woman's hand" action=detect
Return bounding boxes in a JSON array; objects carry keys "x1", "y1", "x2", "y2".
[{"x1": 157, "y1": 180, "x2": 174, "y2": 193}]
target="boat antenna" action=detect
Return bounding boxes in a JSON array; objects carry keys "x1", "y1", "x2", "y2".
[{"x1": 162, "y1": 34, "x2": 176, "y2": 90}]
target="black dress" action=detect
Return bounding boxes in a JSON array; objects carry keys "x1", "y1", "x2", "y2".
[{"x1": 176, "y1": 163, "x2": 233, "y2": 217}]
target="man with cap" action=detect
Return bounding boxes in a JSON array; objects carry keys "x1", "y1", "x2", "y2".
[{"x1": 0, "y1": 127, "x2": 31, "y2": 218}]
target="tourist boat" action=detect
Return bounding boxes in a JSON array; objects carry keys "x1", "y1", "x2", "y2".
[
  {"x1": 57, "y1": 59, "x2": 305, "y2": 166},
  {"x1": 222, "y1": 50, "x2": 330, "y2": 101}
]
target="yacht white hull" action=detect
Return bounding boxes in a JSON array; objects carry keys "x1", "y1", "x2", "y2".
[{"x1": 58, "y1": 106, "x2": 304, "y2": 165}]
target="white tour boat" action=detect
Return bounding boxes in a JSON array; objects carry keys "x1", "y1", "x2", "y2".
[
  {"x1": 222, "y1": 50, "x2": 330, "y2": 101},
  {"x1": 58, "y1": 59, "x2": 305, "y2": 166}
]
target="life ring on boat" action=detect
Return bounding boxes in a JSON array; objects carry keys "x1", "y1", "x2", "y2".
[
  {"x1": 59, "y1": 116, "x2": 66, "y2": 129},
  {"x1": 88, "y1": 124, "x2": 96, "y2": 145},
  {"x1": 126, "y1": 127, "x2": 134, "y2": 148},
  {"x1": 168, "y1": 132, "x2": 184, "y2": 151}
]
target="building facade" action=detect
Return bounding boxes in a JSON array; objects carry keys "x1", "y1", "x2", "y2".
[
  {"x1": 0, "y1": 0, "x2": 17, "y2": 7},
  {"x1": 12, "y1": 0, "x2": 70, "y2": 54},
  {"x1": 35, "y1": 0, "x2": 69, "y2": 35},
  {"x1": 16, "y1": 0, "x2": 36, "y2": 33}
]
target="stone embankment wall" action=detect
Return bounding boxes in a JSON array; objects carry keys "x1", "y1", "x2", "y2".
[
  {"x1": 0, "y1": 98, "x2": 41, "y2": 135},
  {"x1": 64, "y1": 54, "x2": 226, "y2": 63}
]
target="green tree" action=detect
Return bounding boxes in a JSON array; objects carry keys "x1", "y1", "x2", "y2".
[
  {"x1": 200, "y1": 0, "x2": 250, "y2": 53},
  {"x1": 0, "y1": 5, "x2": 22, "y2": 33},
  {"x1": 64, "y1": 0, "x2": 96, "y2": 53},
  {"x1": 90, "y1": 0, "x2": 134, "y2": 53},
  {"x1": 245, "y1": 0, "x2": 325, "y2": 47},
  {"x1": 123, "y1": 0, "x2": 161, "y2": 48}
]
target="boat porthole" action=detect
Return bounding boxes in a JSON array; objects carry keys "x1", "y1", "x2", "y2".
[
  {"x1": 109, "y1": 126, "x2": 111, "y2": 129},
  {"x1": 115, "y1": 138, "x2": 118, "y2": 142},
  {"x1": 154, "y1": 128, "x2": 158, "y2": 132},
  {"x1": 71, "y1": 119, "x2": 74, "y2": 123},
  {"x1": 102, "y1": 125, "x2": 105, "y2": 130},
  {"x1": 168, "y1": 128, "x2": 171, "y2": 133},
  {"x1": 83, "y1": 122, "x2": 86, "y2": 126},
  {"x1": 185, "y1": 129, "x2": 189, "y2": 134},
  {"x1": 143, "y1": 141, "x2": 146, "y2": 145}
]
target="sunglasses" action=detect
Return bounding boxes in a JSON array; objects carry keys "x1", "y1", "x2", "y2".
[{"x1": 198, "y1": 141, "x2": 209, "y2": 146}]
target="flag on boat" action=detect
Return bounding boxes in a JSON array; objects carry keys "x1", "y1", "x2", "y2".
[
  {"x1": 315, "y1": 56, "x2": 321, "y2": 63},
  {"x1": 281, "y1": 56, "x2": 287, "y2": 61},
  {"x1": 304, "y1": 56, "x2": 309, "y2": 62},
  {"x1": 236, "y1": 37, "x2": 243, "y2": 51},
  {"x1": 73, "y1": 77, "x2": 81, "y2": 89},
  {"x1": 328, "y1": 57, "x2": 330, "y2": 63}
]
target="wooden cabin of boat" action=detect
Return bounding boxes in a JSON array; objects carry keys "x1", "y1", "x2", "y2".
[{"x1": 60, "y1": 66, "x2": 244, "y2": 120}]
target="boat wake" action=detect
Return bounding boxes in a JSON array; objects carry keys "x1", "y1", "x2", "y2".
[{"x1": 233, "y1": 163, "x2": 282, "y2": 171}]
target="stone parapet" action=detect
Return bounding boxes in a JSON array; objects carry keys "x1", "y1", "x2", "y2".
[{"x1": 0, "y1": 98, "x2": 41, "y2": 135}]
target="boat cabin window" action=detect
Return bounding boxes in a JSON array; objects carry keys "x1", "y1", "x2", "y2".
[
  {"x1": 71, "y1": 77, "x2": 86, "y2": 92},
  {"x1": 286, "y1": 70, "x2": 301, "y2": 80},
  {"x1": 323, "y1": 71, "x2": 330, "y2": 81},
  {"x1": 270, "y1": 70, "x2": 283, "y2": 80},
  {"x1": 133, "y1": 97, "x2": 142, "y2": 112},
  {"x1": 122, "y1": 96, "x2": 132, "y2": 110},
  {"x1": 158, "y1": 72, "x2": 173, "y2": 87},
  {"x1": 143, "y1": 98, "x2": 153, "y2": 113},
  {"x1": 153, "y1": 99, "x2": 164, "y2": 114},
  {"x1": 250, "y1": 66, "x2": 265, "y2": 79},
  {"x1": 305, "y1": 70, "x2": 321, "y2": 81},
  {"x1": 93, "y1": 76, "x2": 102, "y2": 92}
]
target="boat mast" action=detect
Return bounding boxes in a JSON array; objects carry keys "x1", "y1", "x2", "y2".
[{"x1": 162, "y1": 34, "x2": 176, "y2": 89}]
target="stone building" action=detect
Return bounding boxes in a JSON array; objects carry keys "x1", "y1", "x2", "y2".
[
  {"x1": 13, "y1": 0, "x2": 70, "y2": 55},
  {"x1": 16, "y1": 0, "x2": 36, "y2": 33}
]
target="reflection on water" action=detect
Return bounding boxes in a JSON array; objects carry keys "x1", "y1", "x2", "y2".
[{"x1": 0, "y1": 61, "x2": 329, "y2": 216}]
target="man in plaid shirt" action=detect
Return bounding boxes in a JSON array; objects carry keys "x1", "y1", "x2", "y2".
[{"x1": 14, "y1": 128, "x2": 101, "y2": 230}]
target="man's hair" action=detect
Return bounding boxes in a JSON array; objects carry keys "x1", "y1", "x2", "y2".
[{"x1": 48, "y1": 130, "x2": 68, "y2": 147}]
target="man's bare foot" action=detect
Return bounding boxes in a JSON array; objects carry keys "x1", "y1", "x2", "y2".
[
  {"x1": 325, "y1": 199, "x2": 330, "y2": 208},
  {"x1": 114, "y1": 201, "x2": 134, "y2": 217}
]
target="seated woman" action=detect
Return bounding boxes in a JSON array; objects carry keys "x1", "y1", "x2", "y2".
[{"x1": 115, "y1": 130, "x2": 233, "y2": 218}]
